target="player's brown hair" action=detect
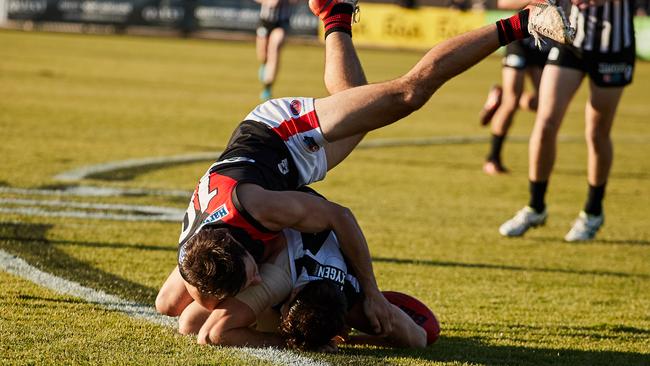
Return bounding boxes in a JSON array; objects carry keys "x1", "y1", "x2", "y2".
[
  {"x1": 180, "y1": 227, "x2": 248, "y2": 300},
  {"x1": 279, "y1": 280, "x2": 348, "y2": 351}
]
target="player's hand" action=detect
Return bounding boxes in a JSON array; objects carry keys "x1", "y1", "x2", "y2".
[
  {"x1": 363, "y1": 290, "x2": 394, "y2": 336},
  {"x1": 316, "y1": 340, "x2": 339, "y2": 353}
]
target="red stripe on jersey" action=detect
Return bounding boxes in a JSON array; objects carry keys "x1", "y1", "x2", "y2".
[{"x1": 271, "y1": 110, "x2": 320, "y2": 141}]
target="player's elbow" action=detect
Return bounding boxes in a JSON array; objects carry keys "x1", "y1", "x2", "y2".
[{"x1": 331, "y1": 204, "x2": 355, "y2": 225}]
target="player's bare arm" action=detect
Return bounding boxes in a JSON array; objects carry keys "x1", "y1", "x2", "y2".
[
  {"x1": 197, "y1": 297, "x2": 284, "y2": 347},
  {"x1": 239, "y1": 183, "x2": 395, "y2": 335}
]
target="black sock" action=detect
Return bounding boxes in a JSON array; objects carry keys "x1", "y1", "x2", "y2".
[
  {"x1": 584, "y1": 183, "x2": 606, "y2": 216},
  {"x1": 528, "y1": 180, "x2": 548, "y2": 213},
  {"x1": 496, "y1": 9, "x2": 530, "y2": 46},
  {"x1": 487, "y1": 134, "x2": 506, "y2": 164}
]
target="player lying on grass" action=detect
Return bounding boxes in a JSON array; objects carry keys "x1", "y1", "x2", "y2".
[
  {"x1": 173, "y1": 191, "x2": 435, "y2": 351},
  {"x1": 156, "y1": 0, "x2": 575, "y2": 337}
]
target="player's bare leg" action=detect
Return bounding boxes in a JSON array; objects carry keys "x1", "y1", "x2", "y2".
[
  {"x1": 316, "y1": 25, "x2": 506, "y2": 143},
  {"x1": 491, "y1": 68, "x2": 525, "y2": 136},
  {"x1": 585, "y1": 81, "x2": 623, "y2": 187},
  {"x1": 261, "y1": 27, "x2": 287, "y2": 99},
  {"x1": 528, "y1": 65, "x2": 583, "y2": 184},
  {"x1": 498, "y1": 65, "x2": 582, "y2": 237},
  {"x1": 520, "y1": 66, "x2": 543, "y2": 110},
  {"x1": 485, "y1": 67, "x2": 525, "y2": 174},
  {"x1": 317, "y1": 3, "x2": 369, "y2": 169},
  {"x1": 311, "y1": 0, "x2": 573, "y2": 169}
]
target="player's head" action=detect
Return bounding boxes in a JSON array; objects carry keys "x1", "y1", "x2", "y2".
[
  {"x1": 180, "y1": 227, "x2": 261, "y2": 300},
  {"x1": 279, "y1": 280, "x2": 348, "y2": 350}
]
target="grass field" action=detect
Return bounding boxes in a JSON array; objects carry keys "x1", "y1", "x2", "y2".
[{"x1": 1, "y1": 29, "x2": 649, "y2": 365}]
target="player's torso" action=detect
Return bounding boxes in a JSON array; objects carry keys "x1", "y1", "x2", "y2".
[
  {"x1": 178, "y1": 168, "x2": 279, "y2": 250},
  {"x1": 569, "y1": 0, "x2": 636, "y2": 54},
  {"x1": 285, "y1": 229, "x2": 361, "y2": 300}
]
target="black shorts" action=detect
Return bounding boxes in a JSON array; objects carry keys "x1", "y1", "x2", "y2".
[
  {"x1": 546, "y1": 45, "x2": 635, "y2": 87},
  {"x1": 256, "y1": 19, "x2": 290, "y2": 37},
  {"x1": 215, "y1": 120, "x2": 300, "y2": 191},
  {"x1": 502, "y1": 39, "x2": 550, "y2": 70}
]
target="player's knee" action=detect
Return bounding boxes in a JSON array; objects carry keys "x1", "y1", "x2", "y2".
[
  {"x1": 155, "y1": 293, "x2": 177, "y2": 316},
  {"x1": 535, "y1": 118, "x2": 561, "y2": 141},
  {"x1": 500, "y1": 93, "x2": 521, "y2": 112},
  {"x1": 585, "y1": 130, "x2": 610, "y2": 149}
]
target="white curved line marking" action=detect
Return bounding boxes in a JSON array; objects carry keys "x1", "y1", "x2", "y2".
[
  {"x1": 0, "y1": 186, "x2": 190, "y2": 198},
  {"x1": 52, "y1": 134, "x2": 604, "y2": 183},
  {"x1": 0, "y1": 249, "x2": 329, "y2": 366},
  {"x1": 0, "y1": 198, "x2": 184, "y2": 222},
  {"x1": 54, "y1": 152, "x2": 220, "y2": 182}
]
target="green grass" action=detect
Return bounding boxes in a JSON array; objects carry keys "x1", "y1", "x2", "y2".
[{"x1": 1, "y1": 29, "x2": 649, "y2": 365}]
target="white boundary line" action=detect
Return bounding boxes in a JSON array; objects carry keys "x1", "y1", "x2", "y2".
[
  {"x1": 50, "y1": 135, "x2": 550, "y2": 182},
  {"x1": 0, "y1": 198, "x2": 184, "y2": 222},
  {"x1": 54, "y1": 152, "x2": 220, "y2": 182},
  {"x1": 55, "y1": 132, "x2": 650, "y2": 183},
  {"x1": 0, "y1": 186, "x2": 190, "y2": 198},
  {"x1": 0, "y1": 249, "x2": 329, "y2": 366}
]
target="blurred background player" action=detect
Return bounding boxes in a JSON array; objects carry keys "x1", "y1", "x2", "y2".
[
  {"x1": 500, "y1": 0, "x2": 635, "y2": 241},
  {"x1": 480, "y1": 0, "x2": 551, "y2": 175},
  {"x1": 256, "y1": 0, "x2": 296, "y2": 100}
]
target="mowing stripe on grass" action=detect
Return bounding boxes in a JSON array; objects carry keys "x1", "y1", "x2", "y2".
[{"x1": 0, "y1": 249, "x2": 330, "y2": 366}]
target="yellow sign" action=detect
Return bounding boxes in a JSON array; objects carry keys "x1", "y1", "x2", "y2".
[{"x1": 329, "y1": 4, "x2": 485, "y2": 49}]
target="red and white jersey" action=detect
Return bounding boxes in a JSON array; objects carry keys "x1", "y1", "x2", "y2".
[
  {"x1": 178, "y1": 162, "x2": 279, "y2": 264},
  {"x1": 245, "y1": 97, "x2": 328, "y2": 186}
]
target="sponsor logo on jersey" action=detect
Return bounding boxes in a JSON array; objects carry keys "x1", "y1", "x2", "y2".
[
  {"x1": 302, "y1": 136, "x2": 320, "y2": 152},
  {"x1": 314, "y1": 264, "x2": 346, "y2": 285},
  {"x1": 202, "y1": 204, "x2": 230, "y2": 225},
  {"x1": 278, "y1": 158, "x2": 289, "y2": 175},
  {"x1": 289, "y1": 100, "x2": 302, "y2": 116}
]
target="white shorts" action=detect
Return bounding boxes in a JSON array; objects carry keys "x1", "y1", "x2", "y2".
[{"x1": 245, "y1": 97, "x2": 328, "y2": 186}]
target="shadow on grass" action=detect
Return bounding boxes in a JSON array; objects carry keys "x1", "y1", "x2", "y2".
[
  {"x1": 0, "y1": 222, "x2": 159, "y2": 304},
  {"x1": 529, "y1": 236, "x2": 650, "y2": 246},
  {"x1": 553, "y1": 168, "x2": 650, "y2": 181},
  {"x1": 342, "y1": 335, "x2": 650, "y2": 366},
  {"x1": 372, "y1": 256, "x2": 650, "y2": 279}
]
